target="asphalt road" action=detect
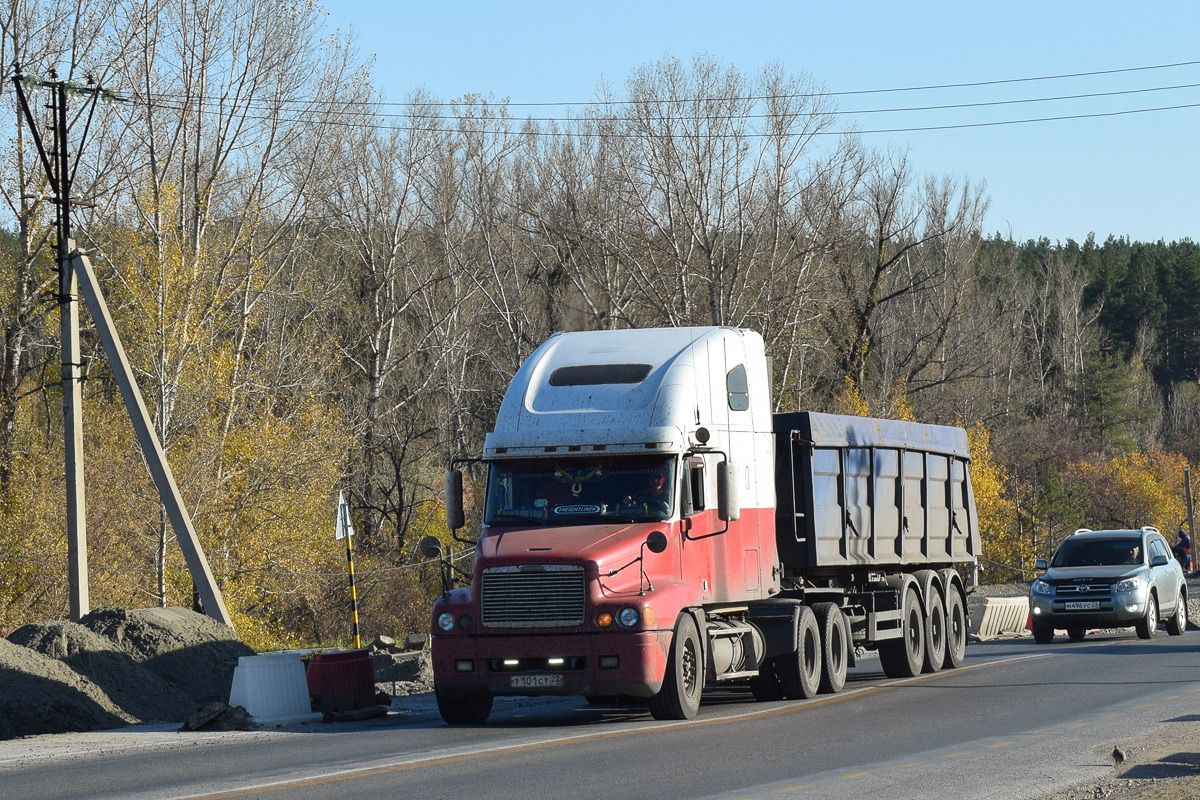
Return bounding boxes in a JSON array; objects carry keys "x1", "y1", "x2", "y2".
[{"x1": 3, "y1": 631, "x2": 1198, "y2": 800}]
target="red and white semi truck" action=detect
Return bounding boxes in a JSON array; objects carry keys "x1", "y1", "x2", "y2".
[{"x1": 425, "y1": 326, "x2": 980, "y2": 723}]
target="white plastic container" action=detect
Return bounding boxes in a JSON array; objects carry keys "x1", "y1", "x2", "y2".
[{"x1": 228, "y1": 652, "x2": 321, "y2": 726}]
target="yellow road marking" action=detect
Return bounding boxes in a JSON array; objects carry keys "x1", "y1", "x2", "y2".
[
  {"x1": 1067, "y1": 722, "x2": 1089, "y2": 728},
  {"x1": 840, "y1": 771, "x2": 872, "y2": 779},
  {"x1": 988, "y1": 741, "x2": 1012, "y2": 748},
  {"x1": 1029, "y1": 732, "x2": 1051, "y2": 738},
  {"x1": 943, "y1": 751, "x2": 970, "y2": 758},
  {"x1": 782, "y1": 785, "x2": 813, "y2": 791},
  {"x1": 895, "y1": 761, "x2": 924, "y2": 768},
  {"x1": 1098, "y1": 713, "x2": 1121, "y2": 719}
]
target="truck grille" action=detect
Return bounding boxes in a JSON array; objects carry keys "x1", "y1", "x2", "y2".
[{"x1": 481, "y1": 565, "x2": 586, "y2": 628}]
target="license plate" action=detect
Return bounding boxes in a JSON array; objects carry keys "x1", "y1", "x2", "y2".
[
  {"x1": 1064, "y1": 601, "x2": 1100, "y2": 610},
  {"x1": 510, "y1": 674, "x2": 564, "y2": 688}
]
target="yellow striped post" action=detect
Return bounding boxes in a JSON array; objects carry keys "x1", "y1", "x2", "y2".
[
  {"x1": 336, "y1": 491, "x2": 361, "y2": 649},
  {"x1": 346, "y1": 531, "x2": 361, "y2": 649}
]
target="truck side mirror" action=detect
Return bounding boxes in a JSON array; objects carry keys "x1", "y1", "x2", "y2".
[
  {"x1": 446, "y1": 469, "x2": 465, "y2": 530},
  {"x1": 645, "y1": 530, "x2": 668, "y2": 554},
  {"x1": 419, "y1": 535, "x2": 444, "y2": 559},
  {"x1": 717, "y1": 461, "x2": 740, "y2": 522},
  {"x1": 1035, "y1": 558, "x2": 1047, "y2": 571}
]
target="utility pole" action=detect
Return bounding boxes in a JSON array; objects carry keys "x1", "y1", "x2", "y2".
[
  {"x1": 12, "y1": 68, "x2": 98, "y2": 620},
  {"x1": 12, "y1": 67, "x2": 232, "y2": 626}
]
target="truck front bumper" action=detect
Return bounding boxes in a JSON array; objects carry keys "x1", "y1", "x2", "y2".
[{"x1": 432, "y1": 630, "x2": 671, "y2": 699}]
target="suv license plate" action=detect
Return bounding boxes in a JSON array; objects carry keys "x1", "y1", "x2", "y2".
[
  {"x1": 510, "y1": 674, "x2": 564, "y2": 688},
  {"x1": 1064, "y1": 601, "x2": 1100, "y2": 610}
]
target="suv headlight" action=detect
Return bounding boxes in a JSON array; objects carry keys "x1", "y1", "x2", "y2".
[
  {"x1": 1114, "y1": 576, "x2": 1143, "y2": 593},
  {"x1": 1031, "y1": 579, "x2": 1052, "y2": 595}
]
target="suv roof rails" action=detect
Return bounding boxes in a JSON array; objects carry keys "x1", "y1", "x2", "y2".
[
  {"x1": 1140, "y1": 525, "x2": 1160, "y2": 534},
  {"x1": 1070, "y1": 527, "x2": 1092, "y2": 536}
]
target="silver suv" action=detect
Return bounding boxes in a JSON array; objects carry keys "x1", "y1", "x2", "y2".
[{"x1": 1028, "y1": 526, "x2": 1188, "y2": 643}]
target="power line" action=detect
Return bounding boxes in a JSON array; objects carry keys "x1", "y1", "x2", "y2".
[
  {"x1": 129, "y1": 78, "x2": 1200, "y2": 124},
  {"x1": 125, "y1": 94, "x2": 1200, "y2": 139}
]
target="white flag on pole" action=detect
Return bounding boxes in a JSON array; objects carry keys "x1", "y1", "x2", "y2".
[{"x1": 335, "y1": 491, "x2": 355, "y2": 540}]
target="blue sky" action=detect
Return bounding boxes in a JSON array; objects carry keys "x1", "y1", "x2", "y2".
[{"x1": 324, "y1": 1, "x2": 1198, "y2": 244}]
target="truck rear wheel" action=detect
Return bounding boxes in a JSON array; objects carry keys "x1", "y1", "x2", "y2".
[
  {"x1": 922, "y1": 585, "x2": 946, "y2": 674},
  {"x1": 649, "y1": 614, "x2": 703, "y2": 720},
  {"x1": 879, "y1": 587, "x2": 926, "y2": 679},
  {"x1": 435, "y1": 689, "x2": 493, "y2": 724},
  {"x1": 942, "y1": 587, "x2": 967, "y2": 669},
  {"x1": 813, "y1": 602, "x2": 848, "y2": 694},
  {"x1": 778, "y1": 605, "x2": 822, "y2": 699}
]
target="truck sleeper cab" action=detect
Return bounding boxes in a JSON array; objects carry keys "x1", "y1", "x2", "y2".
[{"x1": 427, "y1": 327, "x2": 979, "y2": 724}]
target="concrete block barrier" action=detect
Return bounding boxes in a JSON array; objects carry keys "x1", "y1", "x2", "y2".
[{"x1": 970, "y1": 596, "x2": 1030, "y2": 640}]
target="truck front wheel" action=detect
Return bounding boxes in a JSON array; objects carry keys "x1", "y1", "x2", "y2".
[
  {"x1": 778, "y1": 605, "x2": 822, "y2": 699},
  {"x1": 649, "y1": 614, "x2": 703, "y2": 720},
  {"x1": 435, "y1": 689, "x2": 493, "y2": 725},
  {"x1": 880, "y1": 587, "x2": 926, "y2": 678}
]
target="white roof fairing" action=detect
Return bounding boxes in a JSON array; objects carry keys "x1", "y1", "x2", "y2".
[{"x1": 485, "y1": 327, "x2": 743, "y2": 455}]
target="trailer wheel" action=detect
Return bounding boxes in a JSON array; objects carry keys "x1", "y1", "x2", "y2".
[
  {"x1": 649, "y1": 614, "x2": 703, "y2": 720},
  {"x1": 778, "y1": 605, "x2": 822, "y2": 699},
  {"x1": 813, "y1": 602, "x2": 848, "y2": 694},
  {"x1": 942, "y1": 587, "x2": 967, "y2": 669},
  {"x1": 921, "y1": 585, "x2": 946, "y2": 674},
  {"x1": 879, "y1": 587, "x2": 925, "y2": 679},
  {"x1": 435, "y1": 689, "x2": 493, "y2": 724},
  {"x1": 749, "y1": 657, "x2": 784, "y2": 701}
]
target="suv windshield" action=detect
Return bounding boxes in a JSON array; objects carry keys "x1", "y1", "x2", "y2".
[
  {"x1": 484, "y1": 457, "x2": 676, "y2": 526},
  {"x1": 1050, "y1": 536, "x2": 1144, "y2": 568}
]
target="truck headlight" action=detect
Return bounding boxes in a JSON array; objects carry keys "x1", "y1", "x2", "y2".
[
  {"x1": 1114, "y1": 576, "x2": 1143, "y2": 593},
  {"x1": 437, "y1": 611, "x2": 457, "y2": 632},
  {"x1": 1031, "y1": 579, "x2": 1052, "y2": 595},
  {"x1": 616, "y1": 607, "x2": 640, "y2": 628}
]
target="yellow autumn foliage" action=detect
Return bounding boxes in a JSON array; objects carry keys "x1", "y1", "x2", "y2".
[
  {"x1": 966, "y1": 423, "x2": 1026, "y2": 579},
  {"x1": 1071, "y1": 451, "x2": 1188, "y2": 534}
]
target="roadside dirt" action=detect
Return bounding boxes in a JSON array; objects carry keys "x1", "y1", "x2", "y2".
[{"x1": 1034, "y1": 717, "x2": 1200, "y2": 800}]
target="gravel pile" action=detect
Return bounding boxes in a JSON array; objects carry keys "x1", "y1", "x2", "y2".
[{"x1": 2, "y1": 607, "x2": 253, "y2": 740}]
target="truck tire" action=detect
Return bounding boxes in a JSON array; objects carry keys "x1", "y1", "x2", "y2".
[
  {"x1": 1135, "y1": 594, "x2": 1158, "y2": 640},
  {"x1": 649, "y1": 614, "x2": 703, "y2": 720},
  {"x1": 813, "y1": 602, "x2": 848, "y2": 694},
  {"x1": 921, "y1": 585, "x2": 946, "y2": 674},
  {"x1": 435, "y1": 689, "x2": 493, "y2": 724},
  {"x1": 777, "y1": 605, "x2": 822, "y2": 699},
  {"x1": 879, "y1": 587, "x2": 926, "y2": 679},
  {"x1": 749, "y1": 657, "x2": 784, "y2": 701},
  {"x1": 942, "y1": 587, "x2": 967, "y2": 669},
  {"x1": 1031, "y1": 619, "x2": 1054, "y2": 644}
]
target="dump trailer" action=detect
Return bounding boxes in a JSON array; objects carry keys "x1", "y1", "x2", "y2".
[{"x1": 426, "y1": 326, "x2": 979, "y2": 723}]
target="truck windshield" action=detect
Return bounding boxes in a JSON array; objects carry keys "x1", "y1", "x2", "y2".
[
  {"x1": 484, "y1": 457, "x2": 676, "y2": 526},
  {"x1": 1051, "y1": 537, "x2": 1143, "y2": 567}
]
